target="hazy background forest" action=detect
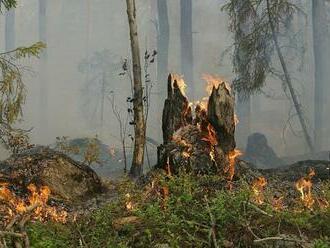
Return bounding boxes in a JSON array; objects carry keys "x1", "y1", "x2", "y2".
[{"x1": 0, "y1": 0, "x2": 329, "y2": 161}]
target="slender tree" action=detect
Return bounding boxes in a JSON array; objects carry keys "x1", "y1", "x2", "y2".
[
  {"x1": 223, "y1": 0, "x2": 314, "y2": 153},
  {"x1": 180, "y1": 0, "x2": 194, "y2": 97},
  {"x1": 157, "y1": 0, "x2": 169, "y2": 95},
  {"x1": 312, "y1": 0, "x2": 328, "y2": 151},
  {"x1": 126, "y1": 0, "x2": 146, "y2": 177},
  {"x1": 0, "y1": 1, "x2": 45, "y2": 150}
]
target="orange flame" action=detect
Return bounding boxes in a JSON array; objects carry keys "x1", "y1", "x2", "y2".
[
  {"x1": 172, "y1": 74, "x2": 187, "y2": 96},
  {"x1": 251, "y1": 177, "x2": 267, "y2": 205},
  {"x1": 0, "y1": 183, "x2": 67, "y2": 223},
  {"x1": 202, "y1": 74, "x2": 231, "y2": 95},
  {"x1": 272, "y1": 195, "x2": 284, "y2": 211},
  {"x1": 226, "y1": 149, "x2": 243, "y2": 183},
  {"x1": 125, "y1": 193, "x2": 134, "y2": 211},
  {"x1": 295, "y1": 168, "x2": 315, "y2": 209}
]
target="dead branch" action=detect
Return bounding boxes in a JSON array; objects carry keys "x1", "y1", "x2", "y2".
[
  {"x1": 253, "y1": 235, "x2": 306, "y2": 246},
  {"x1": 245, "y1": 201, "x2": 273, "y2": 217}
]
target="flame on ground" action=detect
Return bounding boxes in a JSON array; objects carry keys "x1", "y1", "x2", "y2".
[
  {"x1": 251, "y1": 177, "x2": 267, "y2": 205},
  {"x1": 295, "y1": 168, "x2": 315, "y2": 209},
  {"x1": 0, "y1": 183, "x2": 67, "y2": 223},
  {"x1": 226, "y1": 149, "x2": 243, "y2": 183},
  {"x1": 272, "y1": 195, "x2": 284, "y2": 211}
]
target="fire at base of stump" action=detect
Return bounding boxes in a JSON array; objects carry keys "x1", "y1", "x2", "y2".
[{"x1": 157, "y1": 74, "x2": 240, "y2": 182}]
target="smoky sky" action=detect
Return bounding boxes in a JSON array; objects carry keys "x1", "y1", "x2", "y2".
[{"x1": 0, "y1": 0, "x2": 329, "y2": 160}]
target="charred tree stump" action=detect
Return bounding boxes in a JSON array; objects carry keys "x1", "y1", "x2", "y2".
[
  {"x1": 162, "y1": 74, "x2": 192, "y2": 144},
  {"x1": 157, "y1": 75, "x2": 237, "y2": 175},
  {"x1": 207, "y1": 83, "x2": 236, "y2": 154}
]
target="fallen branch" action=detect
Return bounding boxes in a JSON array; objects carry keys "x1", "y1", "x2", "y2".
[
  {"x1": 254, "y1": 235, "x2": 304, "y2": 244},
  {"x1": 245, "y1": 201, "x2": 273, "y2": 217},
  {"x1": 0, "y1": 231, "x2": 25, "y2": 238}
]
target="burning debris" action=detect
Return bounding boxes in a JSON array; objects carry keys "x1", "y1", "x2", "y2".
[
  {"x1": 0, "y1": 183, "x2": 67, "y2": 224},
  {"x1": 0, "y1": 182, "x2": 69, "y2": 248},
  {"x1": 0, "y1": 146, "x2": 103, "y2": 202},
  {"x1": 295, "y1": 168, "x2": 316, "y2": 209},
  {"x1": 158, "y1": 74, "x2": 240, "y2": 183},
  {"x1": 251, "y1": 176, "x2": 267, "y2": 205}
]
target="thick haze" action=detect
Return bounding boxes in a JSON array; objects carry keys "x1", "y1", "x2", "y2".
[{"x1": 0, "y1": 0, "x2": 329, "y2": 160}]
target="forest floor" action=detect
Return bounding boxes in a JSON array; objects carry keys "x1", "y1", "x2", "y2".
[{"x1": 24, "y1": 170, "x2": 330, "y2": 248}]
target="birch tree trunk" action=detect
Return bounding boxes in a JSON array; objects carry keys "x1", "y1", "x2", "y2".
[
  {"x1": 126, "y1": 0, "x2": 146, "y2": 177},
  {"x1": 312, "y1": 0, "x2": 328, "y2": 151}
]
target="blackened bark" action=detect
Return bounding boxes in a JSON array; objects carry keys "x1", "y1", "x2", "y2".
[
  {"x1": 162, "y1": 74, "x2": 192, "y2": 144},
  {"x1": 207, "y1": 84, "x2": 236, "y2": 154}
]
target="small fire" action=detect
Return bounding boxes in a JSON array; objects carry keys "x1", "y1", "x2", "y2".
[
  {"x1": 272, "y1": 195, "x2": 284, "y2": 211},
  {"x1": 201, "y1": 123, "x2": 218, "y2": 146},
  {"x1": 125, "y1": 193, "x2": 134, "y2": 211},
  {"x1": 225, "y1": 149, "x2": 243, "y2": 182},
  {"x1": 202, "y1": 74, "x2": 231, "y2": 95},
  {"x1": 172, "y1": 74, "x2": 187, "y2": 96},
  {"x1": 295, "y1": 168, "x2": 315, "y2": 209},
  {"x1": 251, "y1": 177, "x2": 267, "y2": 205},
  {"x1": 0, "y1": 183, "x2": 67, "y2": 223}
]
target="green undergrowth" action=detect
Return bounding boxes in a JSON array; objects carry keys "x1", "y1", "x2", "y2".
[{"x1": 27, "y1": 172, "x2": 330, "y2": 248}]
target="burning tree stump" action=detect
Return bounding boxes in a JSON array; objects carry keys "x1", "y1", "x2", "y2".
[
  {"x1": 207, "y1": 83, "x2": 236, "y2": 154},
  {"x1": 0, "y1": 146, "x2": 103, "y2": 203},
  {"x1": 162, "y1": 74, "x2": 192, "y2": 144},
  {"x1": 157, "y1": 74, "x2": 237, "y2": 176}
]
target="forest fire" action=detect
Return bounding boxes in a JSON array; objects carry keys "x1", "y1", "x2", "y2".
[
  {"x1": 295, "y1": 169, "x2": 315, "y2": 209},
  {"x1": 0, "y1": 183, "x2": 67, "y2": 224},
  {"x1": 251, "y1": 176, "x2": 267, "y2": 205},
  {"x1": 226, "y1": 149, "x2": 243, "y2": 182},
  {"x1": 202, "y1": 74, "x2": 230, "y2": 94},
  {"x1": 172, "y1": 74, "x2": 187, "y2": 96}
]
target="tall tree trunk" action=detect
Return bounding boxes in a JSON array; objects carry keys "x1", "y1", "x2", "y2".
[
  {"x1": 39, "y1": 0, "x2": 48, "y2": 143},
  {"x1": 157, "y1": 0, "x2": 169, "y2": 100},
  {"x1": 312, "y1": 0, "x2": 328, "y2": 151},
  {"x1": 5, "y1": 8, "x2": 15, "y2": 51},
  {"x1": 236, "y1": 94, "x2": 251, "y2": 149},
  {"x1": 180, "y1": 0, "x2": 194, "y2": 98},
  {"x1": 126, "y1": 0, "x2": 146, "y2": 177},
  {"x1": 266, "y1": 0, "x2": 314, "y2": 154}
]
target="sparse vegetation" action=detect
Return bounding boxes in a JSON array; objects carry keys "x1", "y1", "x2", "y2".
[{"x1": 25, "y1": 172, "x2": 330, "y2": 247}]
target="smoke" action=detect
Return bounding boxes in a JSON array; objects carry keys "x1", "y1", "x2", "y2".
[{"x1": 0, "y1": 0, "x2": 328, "y2": 161}]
